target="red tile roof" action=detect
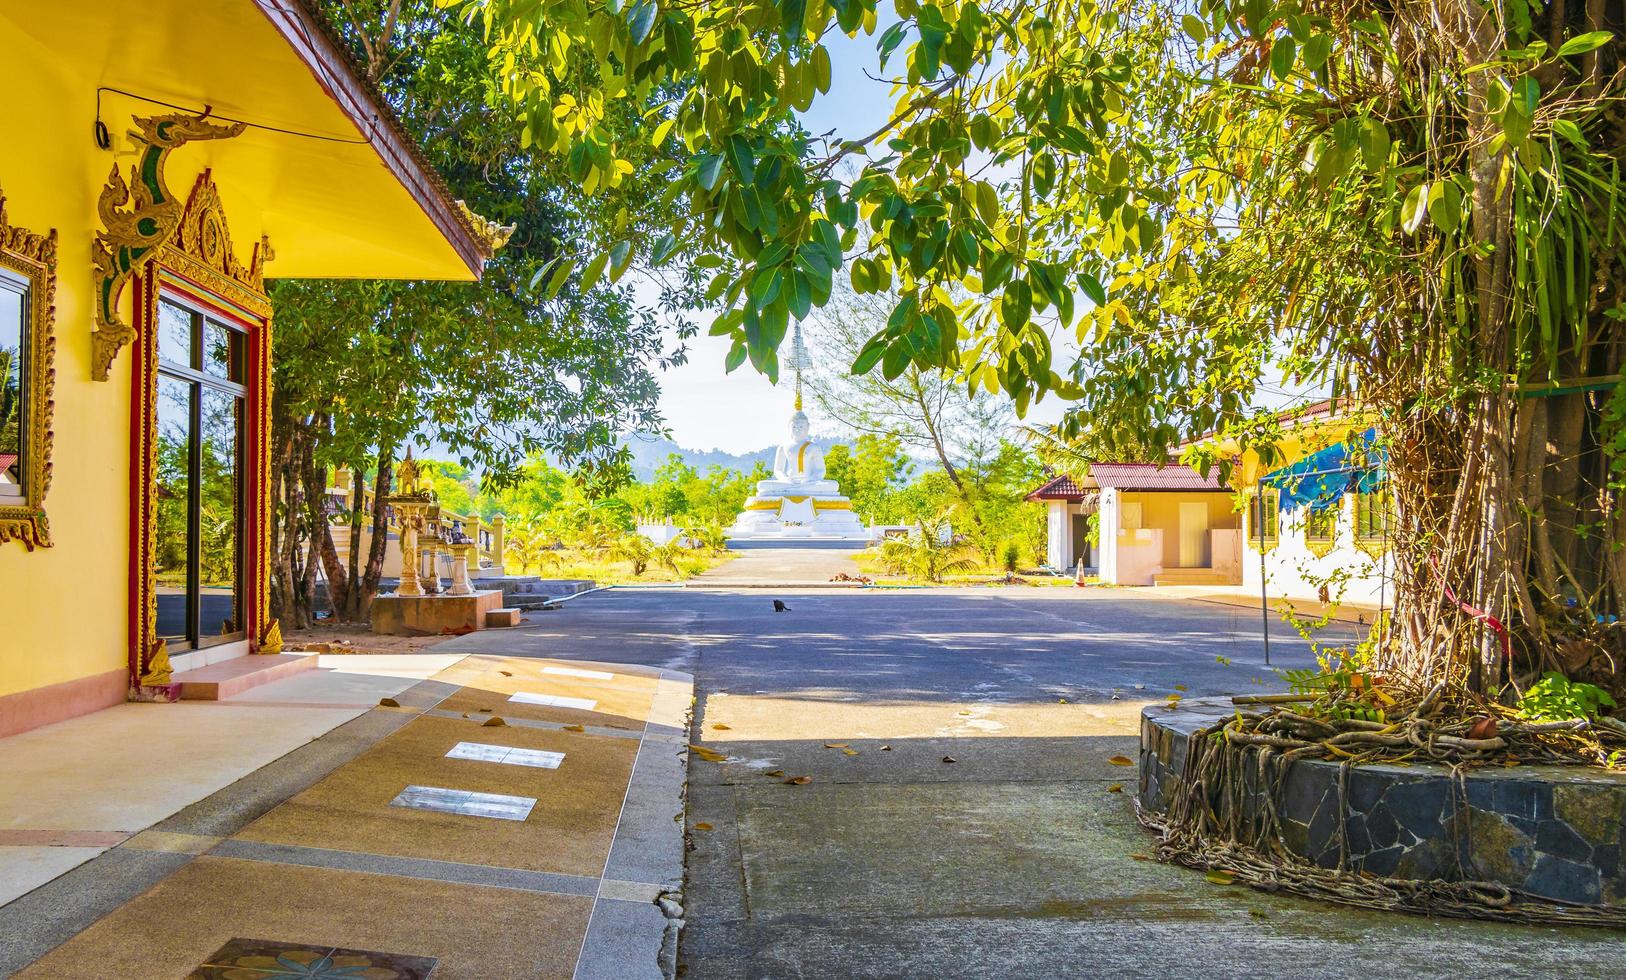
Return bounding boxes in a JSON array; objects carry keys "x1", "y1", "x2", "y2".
[
  {"x1": 1087, "y1": 462, "x2": 1225, "y2": 492},
  {"x1": 1025, "y1": 474, "x2": 1091, "y2": 501}
]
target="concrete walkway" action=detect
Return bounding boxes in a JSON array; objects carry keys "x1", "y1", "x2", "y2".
[
  {"x1": 440, "y1": 587, "x2": 1626, "y2": 980},
  {"x1": 0, "y1": 653, "x2": 691, "y2": 979}
]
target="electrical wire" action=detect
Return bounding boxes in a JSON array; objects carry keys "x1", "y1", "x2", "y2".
[{"x1": 95, "y1": 86, "x2": 371, "y2": 145}]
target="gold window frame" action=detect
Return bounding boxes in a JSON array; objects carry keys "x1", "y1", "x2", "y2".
[{"x1": 0, "y1": 188, "x2": 57, "y2": 550}]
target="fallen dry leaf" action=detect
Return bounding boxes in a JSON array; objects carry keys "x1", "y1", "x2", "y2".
[
  {"x1": 482, "y1": 716, "x2": 507, "y2": 727},
  {"x1": 689, "y1": 745, "x2": 728, "y2": 763},
  {"x1": 461, "y1": 713, "x2": 470, "y2": 719},
  {"x1": 765, "y1": 769, "x2": 785, "y2": 777},
  {"x1": 694, "y1": 822, "x2": 714, "y2": 832},
  {"x1": 563, "y1": 724, "x2": 585, "y2": 732},
  {"x1": 712, "y1": 723, "x2": 731, "y2": 730},
  {"x1": 942, "y1": 756, "x2": 956, "y2": 764},
  {"x1": 1503, "y1": 758, "x2": 1522, "y2": 768},
  {"x1": 1108, "y1": 755, "x2": 1135, "y2": 766},
  {"x1": 823, "y1": 742, "x2": 849, "y2": 748},
  {"x1": 478, "y1": 707, "x2": 493, "y2": 713},
  {"x1": 1107, "y1": 784, "x2": 1123, "y2": 793},
  {"x1": 1467, "y1": 715, "x2": 1498, "y2": 740},
  {"x1": 378, "y1": 697, "x2": 401, "y2": 707},
  {"x1": 784, "y1": 775, "x2": 812, "y2": 785},
  {"x1": 1057, "y1": 698, "x2": 1069, "y2": 704},
  {"x1": 1130, "y1": 854, "x2": 1151, "y2": 861},
  {"x1": 500, "y1": 670, "x2": 513, "y2": 676},
  {"x1": 880, "y1": 745, "x2": 892, "y2": 751},
  {"x1": 842, "y1": 748, "x2": 859, "y2": 756},
  {"x1": 1205, "y1": 869, "x2": 1236, "y2": 886}
]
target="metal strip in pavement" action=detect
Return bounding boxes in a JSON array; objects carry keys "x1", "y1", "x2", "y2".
[
  {"x1": 511, "y1": 691, "x2": 599, "y2": 711},
  {"x1": 208, "y1": 839, "x2": 599, "y2": 898},
  {"x1": 445, "y1": 741, "x2": 564, "y2": 769},
  {"x1": 390, "y1": 785, "x2": 537, "y2": 821},
  {"x1": 544, "y1": 666, "x2": 616, "y2": 681}
]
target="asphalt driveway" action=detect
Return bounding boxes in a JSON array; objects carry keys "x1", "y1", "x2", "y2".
[{"x1": 439, "y1": 587, "x2": 1626, "y2": 979}]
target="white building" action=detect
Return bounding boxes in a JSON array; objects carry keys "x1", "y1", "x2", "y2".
[{"x1": 1028, "y1": 464, "x2": 1242, "y2": 586}]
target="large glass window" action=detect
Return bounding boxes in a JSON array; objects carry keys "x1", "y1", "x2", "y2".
[
  {"x1": 1249, "y1": 487, "x2": 1279, "y2": 543},
  {"x1": 1356, "y1": 489, "x2": 1391, "y2": 542},
  {"x1": 0, "y1": 268, "x2": 27, "y2": 495},
  {"x1": 1305, "y1": 500, "x2": 1339, "y2": 542},
  {"x1": 153, "y1": 296, "x2": 246, "y2": 650}
]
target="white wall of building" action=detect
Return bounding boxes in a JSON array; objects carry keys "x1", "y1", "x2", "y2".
[
  {"x1": 1045, "y1": 500, "x2": 1071, "y2": 570},
  {"x1": 1242, "y1": 495, "x2": 1394, "y2": 609},
  {"x1": 1098, "y1": 488, "x2": 1167, "y2": 585}
]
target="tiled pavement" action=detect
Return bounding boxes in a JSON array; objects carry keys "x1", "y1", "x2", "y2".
[{"x1": 0, "y1": 654, "x2": 691, "y2": 980}]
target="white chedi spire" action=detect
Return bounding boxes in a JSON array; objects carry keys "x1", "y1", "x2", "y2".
[{"x1": 789, "y1": 321, "x2": 813, "y2": 411}]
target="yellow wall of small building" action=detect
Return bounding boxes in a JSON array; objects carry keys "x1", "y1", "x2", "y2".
[
  {"x1": 0, "y1": 34, "x2": 274, "y2": 698},
  {"x1": 1124, "y1": 491, "x2": 1239, "y2": 568}
]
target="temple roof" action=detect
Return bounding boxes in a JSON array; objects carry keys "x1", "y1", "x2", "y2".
[{"x1": 1087, "y1": 463, "x2": 1226, "y2": 492}]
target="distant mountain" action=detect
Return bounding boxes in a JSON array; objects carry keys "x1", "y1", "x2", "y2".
[{"x1": 618, "y1": 433, "x2": 845, "y2": 481}]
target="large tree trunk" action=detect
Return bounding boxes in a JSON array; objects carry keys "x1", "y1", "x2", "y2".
[{"x1": 358, "y1": 446, "x2": 395, "y2": 621}]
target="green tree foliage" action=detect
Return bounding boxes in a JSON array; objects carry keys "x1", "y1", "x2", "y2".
[
  {"x1": 0, "y1": 345, "x2": 19, "y2": 465},
  {"x1": 457, "y1": 0, "x2": 1626, "y2": 690},
  {"x1": 875, "y1": 513, "x2": 982, "y2": 582},
  {"x1": 615, "y1": 452, "x2": 761, "y2": 525},
  {"x1": 824, "y1": 434, "x2": 913, "y2": 522},
  {"x1": 270, "y1": 0, "x2": 700, "y2": 626}
]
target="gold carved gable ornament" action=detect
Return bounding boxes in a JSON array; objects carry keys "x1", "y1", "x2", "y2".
[
  {"x1": 0, "y1": 186, "x2": 58, "y2": 550},
  {"x1": 166, "y1": 172, "x2": 273, "y2": 315}
]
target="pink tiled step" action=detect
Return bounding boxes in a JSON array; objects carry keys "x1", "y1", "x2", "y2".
[{"x1": 173, "y1": 654, "x2": 318, "y2": 701}]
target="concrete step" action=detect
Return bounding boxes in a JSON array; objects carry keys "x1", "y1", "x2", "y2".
[
  {"x1": 1153, "y1": 568, "x2": 1234, "y2": 586},
  {"x1": 173, "y1": 653, "x2": 318, "y2": 701}
]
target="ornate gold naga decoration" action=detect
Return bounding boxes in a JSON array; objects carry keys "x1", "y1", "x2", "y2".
[
  {"x1": 91, "y1": 112, "x2": 244, "y2": 381},
  {"x1": 454, "y1": 200, "x2": 516, "y2": 255},
  {"x1": 0, "y1": 186, "x2": 58, "y2": 550}
]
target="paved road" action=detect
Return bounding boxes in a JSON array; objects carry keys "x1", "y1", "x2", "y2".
[
  {"x1": 695, "y1": 546, "x2": 866, "y2": 584},
  {"x1": 442, "y1": 587, "x2": 1626, "y2": 979}
]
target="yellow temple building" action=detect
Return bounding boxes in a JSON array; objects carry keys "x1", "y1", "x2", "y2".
[{"x1": 0, "y1": 1, "x2": 492, "y2": 736}]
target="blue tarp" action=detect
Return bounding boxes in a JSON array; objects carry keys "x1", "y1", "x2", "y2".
[{"x1": 1261, "y1": 428, "x2": 1386, "y2": 513}]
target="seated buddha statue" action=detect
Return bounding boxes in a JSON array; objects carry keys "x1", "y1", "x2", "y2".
[{"x1": 755, "y1": 411, "x2": 839, "y2": 496}]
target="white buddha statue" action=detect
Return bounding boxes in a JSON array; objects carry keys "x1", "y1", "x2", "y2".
[{"x1": 756, "y1": 411, "x2": 839, "y2": 496}]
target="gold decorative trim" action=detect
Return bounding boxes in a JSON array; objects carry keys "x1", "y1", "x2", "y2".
[
  {"x1": 165, "y1": 171, "x2": 273, "y2": 318},
  {"x1": 1304, "y1": 537, "x2": 1338, "y2": 558},
  {"x1": 0, "y1": 187, "x2": 57, "y2": 550},
  {"x1": 131, "y1": 174, "x2": 273, "y2": 680},
  {"x1": 91, "y1": 112, "x2": 244, "y2": 381},
  {"x1": 453, "y1": 200, "x2": 515, "y2": 254},
  {"x1": 138, "y1": 638, "x2": 172, "y2": 686},
  {"x1": 814, "y1": 501, "x2": 852, "y2": 511},
  {"x1": 259, "y1": 620, "x2": 283, "y2": 655},
  {"x1": 1354, "y1": 538, "x2": 1389, "y2": 558}
]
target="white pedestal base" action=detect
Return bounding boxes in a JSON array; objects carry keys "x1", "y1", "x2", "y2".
[{"x1": 727, "y1": 494, "x2": 872, "y2": 541}]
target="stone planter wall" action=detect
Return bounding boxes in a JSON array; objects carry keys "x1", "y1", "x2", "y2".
[{"x1": 1140, "y1": 699, "x2": 1626, "y2": 907}]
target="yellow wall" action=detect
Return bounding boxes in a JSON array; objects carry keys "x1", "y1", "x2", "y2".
[
  {"x1": 0, "y1": 31, "x2": 277, "y2": 697},
  {"x1": 1125, "y1": 492, "x2": 1239, "y2": 568}
]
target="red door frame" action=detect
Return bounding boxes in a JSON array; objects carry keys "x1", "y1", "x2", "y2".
[{"x1": 128, "y1": 257, "x2": 272, "y2": 682}]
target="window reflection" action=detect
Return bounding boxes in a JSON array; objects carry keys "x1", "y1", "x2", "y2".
[
  {"x1": 158, "y1": 299, "x2": 192, "y2": 367},
  {"x1": 153, "y1": 294, "x2": 247, "y2": 649},
  {"x1": 0, "y1": 272, "x2": 27, "y2": 493},
  {"x1": 199, "y1": 387, "x2": 240, "y2": 636},
  {"x1": 155, "y1": 376, "x2": 192, "y2": 645}
]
